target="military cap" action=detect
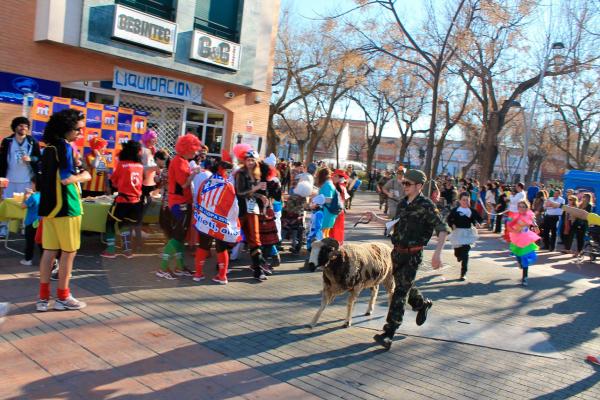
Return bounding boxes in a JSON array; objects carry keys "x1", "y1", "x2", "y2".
[{"x1": 404, "y1": 169, "x2": 427, "y2": 184}]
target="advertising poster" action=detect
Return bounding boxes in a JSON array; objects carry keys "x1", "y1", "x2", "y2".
[{"x1": 30, "y1": 94, "x2": 148, "y2": 170}]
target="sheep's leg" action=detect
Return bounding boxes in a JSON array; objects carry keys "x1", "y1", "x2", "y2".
[
  {"x1": 310, "y1": 290, "x2": 335, "y2": 328},
  {"x1": 344, "y1": 288, "x2": 361, "y2": 328},
  {"x1": 365, "y1": 285, "x2": 379, "y2": 316}
]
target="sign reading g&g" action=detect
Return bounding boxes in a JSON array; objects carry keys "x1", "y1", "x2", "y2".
[
  {"x1": 112, "y1": 4, "x2": 176, "y2": 53},
  {"x1": 190, "y1": 30, "x2": 241, "y2": 71}
]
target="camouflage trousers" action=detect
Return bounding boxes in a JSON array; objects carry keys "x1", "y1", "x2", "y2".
[{"x1": 383, "y1": 250, "x2": 426, "y2": 337}]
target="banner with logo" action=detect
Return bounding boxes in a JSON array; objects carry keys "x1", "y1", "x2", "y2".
[
  {"x1": 0, "y1": 71, "x2": 60, "y2": 104},
  {"x1": 29, "y1": 94, "x2": 148, "y2": 170}
]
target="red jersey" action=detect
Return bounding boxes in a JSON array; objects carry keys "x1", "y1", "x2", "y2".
[
  {"x1": 110, "y1": 161, "x2": 143, "y2": 203},
  {"x1": 168, "y1": 155, "x2": 192, "y2": 207}
]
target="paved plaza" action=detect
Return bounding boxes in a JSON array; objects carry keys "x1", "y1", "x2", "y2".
[{"x1": 1, "y1": 192, "x2": 599, "y2": 399}]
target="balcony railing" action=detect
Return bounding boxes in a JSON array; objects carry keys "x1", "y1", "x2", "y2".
[
  {"x1": 116, "y1": 0, "x2": 176, "y2": 21},
  {"x1": 193, "y1": 16, "x2": 239, "y2": 42}
]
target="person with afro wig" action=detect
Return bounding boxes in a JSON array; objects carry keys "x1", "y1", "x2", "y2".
[{"x1": 157, "y1": 134, "x2": 202, "y2": 279}]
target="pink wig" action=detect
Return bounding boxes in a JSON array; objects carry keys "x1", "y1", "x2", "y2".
[{"x1": 142, "y1": 130, "x2": 158, "y2": 145}]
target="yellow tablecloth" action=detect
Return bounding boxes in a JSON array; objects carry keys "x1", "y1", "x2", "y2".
[
  {"x1": 0, "y1": 198, "x2": 26, "y2": 232},
  {"x1": 81, "y1": 200, "x2": 161, "y2": 233}
]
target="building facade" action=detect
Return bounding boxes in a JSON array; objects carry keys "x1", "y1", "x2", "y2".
[{"x1": 0, "y1": 0, "x2": 279, "y2": 155}]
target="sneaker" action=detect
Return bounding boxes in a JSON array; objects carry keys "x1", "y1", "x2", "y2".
[
  {"x1": 261, "y1": 264, "x2": 273, "y2": 276},
  {"x1": 122, "y1": 249, "x2": 134, "y2": 259},
  {"x1": 101, "y1": 250, "x2": 117, "y2": 259},
  {"x1": 459, "y1": 275, "x2": 466, "y2": 281},
  {"x1": 36, "y1": 299, "x2": 49, "y2": 312},
  {"x1": 373, "y1": 333, "x2": 392, "y2": 351},
  {"x1": 156, "y1": 270, "x2": 177, "y2": 280},
  {"x1": 270, "y1": 254, "x2": 281, "y2": 268},
  {"x1": 253, "y1": 269, "x2": 267, "y2": 281},
  {"x1": 192, "y1": 275, "x2": 205, "y2": 282},
  {"x1": 20, "y1": 259, "x2": 32, "y2": 266},
  {"x1": 54, "y1": 296, "x2": 86, "y2": 311},
  {"x1": 212, "y1": 277, "x2": 228, "y2": 285},
  {"x1": 173, "y1": 269, "x2": 193, "y2": 277},
  {"x1": 521, "y1": 278, "x2": 528, "y2": 287},
  {"x1": 50, "y1": 270, "x2": 59, "y2": 281},
  {"x1": 416, "y1": 299, "x2": 433, "y2": 326}
]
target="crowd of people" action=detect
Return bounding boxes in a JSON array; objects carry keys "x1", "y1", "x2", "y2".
[{"x1": 0, "y1": 113, "x2": 369, "y2": 312}]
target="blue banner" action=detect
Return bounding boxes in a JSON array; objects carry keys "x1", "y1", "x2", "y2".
[
  {"x1": 0, "y1": 72, "x2": 60, "y2": 104},
  {"x1": 113, "y1": 67, "x2": 203, "y2": 103}
]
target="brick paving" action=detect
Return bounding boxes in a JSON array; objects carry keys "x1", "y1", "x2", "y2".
[{"x1": 1, "y1": 192, "x2": 599, "y2": 399}]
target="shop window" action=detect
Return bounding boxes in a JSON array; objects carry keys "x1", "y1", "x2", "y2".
[
  {"x1": 89, "y1": 92, "x2": 115, "y2": 105},
  {"x1": 194, "y1": 0, "x2": 242, "y2": 42},
  {"x1": 60, "y1": 87, "x2": 85, "y2": 101},
  {"x1": 205, "y1": 126, "x2": 223, "y2": 154},
  {"x1": 206, "y1": 112, "x2": 224, "y2": 126},
  {"x1": 116, "y1": 0, "x2": 176, "y2": 21},
  {"x1": 186, "y1": 109, "x2": 205, "y2": 123}
]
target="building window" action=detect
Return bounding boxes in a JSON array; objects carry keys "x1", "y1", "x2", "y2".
[
  {"x1": 89, "y1": 92, "x2": 116, "y2": 105},
  {"x1": 184, "y1": 108, "x2": 226, "y2": 155},
  {"x1": 61, "y1": 87, "x2": 86, "y2": 101},
  {"x1": 194, "y1": 0, "x2": 242, "y2": 42},
  {"x1": 116, "y1": 0, "x2": 177, "y2": 21}
]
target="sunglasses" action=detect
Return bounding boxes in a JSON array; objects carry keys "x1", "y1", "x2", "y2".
[{"x1": 401, "y1": 181, "x2": 416, "y2": 186}]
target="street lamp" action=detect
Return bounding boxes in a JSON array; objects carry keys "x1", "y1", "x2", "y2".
[{"x1": 520, "y1": 41, "x2": 565, "y2": 184}]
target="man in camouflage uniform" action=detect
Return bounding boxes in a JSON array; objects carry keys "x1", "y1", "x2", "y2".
[{"x1": 370, "y1": 169, "x2": 450, "y2": 350}]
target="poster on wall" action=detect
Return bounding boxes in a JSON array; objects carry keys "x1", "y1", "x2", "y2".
[{"x1": 29, "y1": 94, "x2": 148, "y2": 170}]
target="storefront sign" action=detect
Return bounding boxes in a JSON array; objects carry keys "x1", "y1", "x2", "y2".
[
  {"x1": 0, "y1": 72, "x2": 60, "y2": 104},
  {"x1": 112, "y1": 4, "x2": 177, "y2": 53},
  {"x1": 113, "y1": 67, "x2": 203, "y2": 103},
  {"x1": 190, "y1": 30, "x2": 241, "y2": 70}
]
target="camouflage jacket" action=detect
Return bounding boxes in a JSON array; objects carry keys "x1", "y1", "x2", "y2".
[
  {"x1": 285, "y1": 194, "x2": 307, "y2": 216},
  {"x1": 391, "y1": 193, "x2": 450, "y2": 247}
]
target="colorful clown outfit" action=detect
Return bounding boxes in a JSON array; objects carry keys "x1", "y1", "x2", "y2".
[
  {"x1": 81, "y1": 137, "x2": 108, "y2": 198},
  {"x1": 507, "y1": 209, "x2": 540, "y2": 286}
]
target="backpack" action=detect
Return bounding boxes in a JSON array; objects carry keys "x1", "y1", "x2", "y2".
[{"x1": 325, "y1": 190, "x2": 343, "y2": 215}]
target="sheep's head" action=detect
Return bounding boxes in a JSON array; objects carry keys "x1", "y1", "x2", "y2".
[{"x1": 308, "y1": 238, "x2": 340, "y2": 271}]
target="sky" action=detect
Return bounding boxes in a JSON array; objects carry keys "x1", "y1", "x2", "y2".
[{"x1": 278, "y1": 0, "x2": 565, "y2": 139}]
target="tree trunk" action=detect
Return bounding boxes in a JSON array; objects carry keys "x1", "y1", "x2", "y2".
[
  {"x1": 366, "y1": 146, "x2": 375, "y2": 176},
  {"x1": 479, "y1": 116, "x2": 500, "y2": 181},
  {"x1": 266, "y1": 106, "x2": 278, "y2": 155},
  {"x1": 461, "y1": 151, "x2": 479, "y2": 178},
  {"x1": 431, "y1": 134, "x2": 448, "y2": 178},
  {"x1": 334, "y1": 138, "x2": 340, "y2": 169},
  {"x1": 297, "y1": 140, "x2": 306, "y2": 162},
  {"x1": 424, "y1": 74, "x2": 440, "y2": 180}
]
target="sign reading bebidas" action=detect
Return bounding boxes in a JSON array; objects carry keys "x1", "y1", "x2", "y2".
[
  {"x1": 190, "y1": 30, "x2": 241, "y2": 71},
  {"x1": 113, "y1": 67, "x2": 203, "y2": 104},
  {"x1": 112, "y1": 4, "x2": 176, "y2": 53}
]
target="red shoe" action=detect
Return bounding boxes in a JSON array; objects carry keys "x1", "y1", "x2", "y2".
[
  {"x1": 586, "y1": 355, "x2": 600, "y2": 365},
  {"x1": 101, "y1": 250, "x2": 117, "y2": 259}
]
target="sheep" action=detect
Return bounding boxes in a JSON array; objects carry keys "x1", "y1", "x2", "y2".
[{"x1": 308, "y1": 238, "x2": 395, "y2": 328}]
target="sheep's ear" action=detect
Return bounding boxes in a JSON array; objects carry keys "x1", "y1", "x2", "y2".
[{"x1": 328, "y1": 249, "x2": 340, "y2": 260}]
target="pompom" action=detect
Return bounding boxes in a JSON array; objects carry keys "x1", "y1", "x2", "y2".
[
  {"x1": 294, "y1": 180, "x2": 313, "y2": 198},
  {"x1": 233, "y1": 143, "x2": 253, "y2": 160},
  {"x1": 221, "y1": 150, "x2": 232, "y2": 163},
  {"x1": 175, "y1": 134, "x2": 201, "y2": 155}
]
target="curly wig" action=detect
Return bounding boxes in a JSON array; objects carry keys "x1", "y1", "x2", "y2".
[
  {"x1": 89, "y1": 136, "x2": 108, "y2": 151},
  {"x1": 175, "y1": 134, "x2": 201, "y2": 155},
  {"x1": 43, "y1": 109, "x2": 85, "y2": 144},
  {"x1": 118, "y1": 140, "x2": 142, "y2": 163}
]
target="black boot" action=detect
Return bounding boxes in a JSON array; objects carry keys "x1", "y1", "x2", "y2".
[
  {"x1": 416, "y1": 299, "x2": 433, "y2": 326},
  {"x1": 373, "y1": 333, "x2": 393, "y2": 350},
  {"x1": 250, "y1": 248, "x2": 268, "y2": 281}
]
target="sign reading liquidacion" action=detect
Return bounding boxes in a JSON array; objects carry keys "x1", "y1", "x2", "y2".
[
  {"x1": 113, "y1": 67, "x2": 203, "y2": 103},
  {"x1": 112, "y1": 4, "x2": 176, "y2": 53}
]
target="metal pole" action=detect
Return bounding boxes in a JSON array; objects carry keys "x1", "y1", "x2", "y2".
[{"x1": 521, "y1": 46, "x2": 553, "y2": 184}]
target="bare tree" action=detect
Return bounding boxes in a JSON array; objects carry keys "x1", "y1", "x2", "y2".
[{"x1": 543, "y1": 71, "x2": 600, "y2": 170}]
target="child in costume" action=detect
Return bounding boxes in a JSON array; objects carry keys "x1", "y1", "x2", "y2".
[
  {"x1": 101, "y1": 140, "x2": 144, "y2": 258},
  {"x1": 447, "y1": 192, "x2": 483, "y2": 281},
  {"x1": 306, "y1": 194, "x2": 325, "y2": 271},
  {"x1": 330, "y1": 169, "x2": 349, "y2": 245},
  {"x1": 192, "y1": 151, "x2": 239, "y2": 284},
  {"x1": 507, "y1": 200, "x2": 540, "y2": 286},
  {"x1": 157, "y1": 134, "x2": 202, "y2": 279},
  {"x1": 258, "y1": 159, "x2": 282, "y2": 267},
  {"x1": 20, "y1": 176, "x2": 41, "y2": 266},
  {"x1": 81, "y1": 136, "x2": 108, "y2": 198},
  {"x1": 282, "y1": 180, "x2": 312, "y2": 253}
]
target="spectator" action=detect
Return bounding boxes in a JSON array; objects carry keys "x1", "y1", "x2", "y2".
[
  {"x1": 81, "y1": 137, "x2": 109, "y2": 198},
  {"x1": 441, "y1": 181, "x2": 458, "y2": 207},
  {"x1": 527, "y1": 181, "x2": 540, "y2": 204},
  {"x1": 568, "y1": 193, "x2": 593, "y2": 257},
  {"x1": 542, "y1": 189, "x2": 565, "y2": 251},
  {"x1": 37, "y1": 109, "x2": 91, "y2": 311},
  {"x1": 376, "y1": 170, "x2": 391, "y2": 213},
  {"x1": 0, "y1": 117, "x2": 41, "y2": 238},
  {"x1": 382, "y1": 167, "x2": 405, "y2": 218},
  {"x1": 20, "y1": 176, "x2": 40, "y2": 266},
  {"x1": 485, "y1": 183, "x2": 496, "y2": 230}
]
